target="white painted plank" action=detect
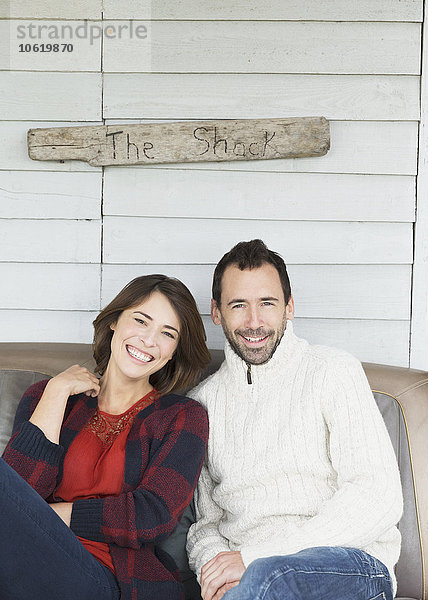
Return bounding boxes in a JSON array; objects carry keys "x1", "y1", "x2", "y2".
[
  {"x1": 203, "y1": 317, "x2": 410, "y2": 367},
  {"x1": 103, "y1": 0, "x2": 422, "y2": 22},
  {"x1": 103, "y1": 170, "x2": 415, "y2": 222},
  {"x1": 0, "y1": 310, "x2": 96, "y2": 343},
  {"x1": 3, "y1": 0, "x2": 102, "y2": 19},
  {"x1": 410, "y1": 15, "x2": 428, "y2": 369},
  {"x1": 104, "y1": 74, "x2": 420, "y2": 121},
  {"x1": 0, "y1": 122, "x2": 102, "y2": 172},
  {"x1": 103, "y1": 121, "x2": 418, "y2": 175},
  {"x1": 0, "y1": 220, "x2": 101, "y2": 262},
  {"x1": 293, "y1": 319, "x2": 410, "y2": 367},
  {"x1": 4, "y1": 21, "x2": 101, "y2": 72},
  {"x1": 0, "y1": 73, "x2": 102, "y2": 121},
  {"x1": 0, "y1": 264, "x2": 100, "y2": 309},
  {"x1": 0, "y1": 310, "x2": 409, "y2": 362},
  {"x1": 102, "y1": 264, "x2": 411, "y2": 321},
  {"x1": 103, "y1": 217, "x2": 413, "y2": 264},
  {"x1": 103, "y1": 22, "x2": 420, "y2": 75},
  {"x1": 0, "y1": 172, "x2": 101, "y2": 219}
]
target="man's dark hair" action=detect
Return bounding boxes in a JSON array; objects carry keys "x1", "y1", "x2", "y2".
[{"x1": 212, "y1": 239, "x2": 291, "y2": 306}]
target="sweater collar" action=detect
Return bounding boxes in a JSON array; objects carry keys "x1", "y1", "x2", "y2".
[{"x1": 223, "y1": 319, "x2": 300, "y2": 382}]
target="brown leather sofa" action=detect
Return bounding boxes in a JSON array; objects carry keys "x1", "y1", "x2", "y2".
[{"x1": 0, "y1": 343, "x2": 427, "y2": 600}]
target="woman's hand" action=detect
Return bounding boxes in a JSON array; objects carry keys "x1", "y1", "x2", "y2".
[
  {"x1": 49, "y1": 502, "x2": 73, "y2": 527},
  {"x1": 47, "y1": 365, "x2": 100, "y2": 398},
  {"x1": 29, "y1": 365, "x2": 100, "y2": 444}
]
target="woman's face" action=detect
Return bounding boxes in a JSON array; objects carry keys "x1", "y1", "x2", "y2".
[{"x1": 108, "y1": 291, "x2": 180, "y2": 383}]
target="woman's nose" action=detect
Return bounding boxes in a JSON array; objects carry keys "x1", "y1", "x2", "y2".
[{"x1": 140, "y1": 328, "x2": 156, "y2": 347}]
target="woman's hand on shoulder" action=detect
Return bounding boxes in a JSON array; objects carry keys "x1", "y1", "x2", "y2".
[
  {"x1": 47, "y1": 365, "x2": 100, "y2": 398},
  {"x1": 30, "y1": 365, "x2": 99, "y2": 444}
]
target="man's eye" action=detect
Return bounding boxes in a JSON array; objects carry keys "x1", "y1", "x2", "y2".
[
  {"x1": 262, "y1": 302, "x2": 274, "y2": 306},
  {"x1": 232, "y1": 304, "x2": 244, "y2": 309}
]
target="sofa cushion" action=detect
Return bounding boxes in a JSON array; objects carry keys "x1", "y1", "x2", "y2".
[
  {"x1": 0, "y1": 370, "x2": 49, "y2": 454},
  {"x1": 374, "y1": 391, "x2": 422, "y2": 600}
]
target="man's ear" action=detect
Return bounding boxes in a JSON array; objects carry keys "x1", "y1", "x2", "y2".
[
  {"x1": 286, "y1": 294, "x2": 295, "y2": 320},
  {"x1": 211, "y1": 299, "x2": 222, "y2": 326}
]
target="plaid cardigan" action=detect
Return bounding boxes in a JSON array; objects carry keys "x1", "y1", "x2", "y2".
[{"x1": 2, "y1": 380, "x2": 208, "y2": 600}]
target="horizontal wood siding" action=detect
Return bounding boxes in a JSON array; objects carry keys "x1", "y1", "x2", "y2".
[
  {"x1": 103, "y1": 22, "x2": 420, "y2": 74},
  {"x1": 103, "y1": 217, "x2": 413, "y2": 265},
  {"x1": 103, "y1": 170, "x2": 415, "y2": 222},
  {"x1": 102, "y1": 1, "x2": 422, "y2": 21},
  {"x1": 6, "y1": 21, "x2": 102, "y2": 71},
  {"x1": 0, "y1": 220, "x2": 101, "y2": 262},
  {"x1": 201, "y1": 316, "x2": 409, "y2": 365},
  {"x1": 0, "y1": 73, "x2": 102, "y2": 121},
  {"x1": 0, "y1": 172, "x2": 101, "y2": 219},
  {"x1": 0, "y1": 310, "x2": 97, "y2": 343},
  {"x1": 101, "y1": 264, "x2": 411, "y2": 321},
  {"x1": 0, "y1": 264, "x2": 100, "y2": 310},
  {"x1": 104, "y1": 74, "x2": 420, "y2": 121},
  {"x1": 1, "y1": 2, "x2": 424, "y2": 367},
  {"x1": 3, "y1": 1, "x2": 102, "y2": 19}
]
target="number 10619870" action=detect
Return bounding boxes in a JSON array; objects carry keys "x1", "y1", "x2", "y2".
[{"x1": 18, "y1": 43, "x2": 73, "y2": 52}]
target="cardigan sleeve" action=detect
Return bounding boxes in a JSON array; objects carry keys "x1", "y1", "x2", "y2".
[
  {"x1": 70, "y1": 396, "x2": 208, "y2": 550},
  {"x1": 240, "y1": 354, "x2": 403, "y2": 567},
  {"x1": 2, "y1": 380, "x2": 65, "y2": 499}
]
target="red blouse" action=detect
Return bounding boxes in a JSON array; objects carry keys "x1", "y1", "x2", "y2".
[{"x1": 56, "y1": 390, "x2": 158, "y2": 573}]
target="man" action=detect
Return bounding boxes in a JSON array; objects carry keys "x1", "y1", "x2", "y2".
[{"x1": 186, "y1": 239, "x2": 402, "y2": 600}]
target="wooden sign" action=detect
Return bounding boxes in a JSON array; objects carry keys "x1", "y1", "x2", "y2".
[{"x1": 28, "y1": 117, "x2": 329, "y2": 167}]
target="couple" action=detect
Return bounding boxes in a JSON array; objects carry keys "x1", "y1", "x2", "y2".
[{"x1": 0, "y1": 239, "x2": 402, "y2": 600}]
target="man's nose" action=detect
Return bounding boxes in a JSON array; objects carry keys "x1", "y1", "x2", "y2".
[{"x1": 245, "y1": 307, "x2": 262, "y2": 330}]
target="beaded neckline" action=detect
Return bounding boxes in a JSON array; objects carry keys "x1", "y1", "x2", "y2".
[{"x1": 86, "y1": 390, "x2": 159, "y2": 446}]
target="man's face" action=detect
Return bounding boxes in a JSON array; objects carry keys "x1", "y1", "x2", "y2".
[{"x1": 212, "y1": 263, "x2": 294, "y2": 365}]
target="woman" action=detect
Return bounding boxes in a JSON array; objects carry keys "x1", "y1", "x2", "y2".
[{"x1": 0, "y1": 274, "x2": 210, "y2": 600}]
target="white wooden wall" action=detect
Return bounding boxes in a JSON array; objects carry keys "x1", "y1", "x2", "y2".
[{"x1": 1, "y1": 0, "x2": 426, "y2": 368}]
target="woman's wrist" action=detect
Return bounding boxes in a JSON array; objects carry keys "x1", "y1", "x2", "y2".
[{"x1": 29, "y1": 380, "x2": 70, "y2": 443}]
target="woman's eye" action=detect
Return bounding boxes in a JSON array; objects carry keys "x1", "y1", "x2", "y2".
[
  {"x1": 163, "y1": 331, "x2": 175, "y2": 339},
  {"x1": 135, "y1": 318, "x2": 146, "y2": 325}
]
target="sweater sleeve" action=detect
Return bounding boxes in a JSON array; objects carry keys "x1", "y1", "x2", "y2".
[
  {"x1": 2, "y1": 380, "x2": 64, "y2": 499},
  {"x1": 240, "y1": 354, "x2": 403, "y2": 567},
  {"x1": 186, "y1": 461, "x2": 231, "y2": 580},
  {"x1": 70, "y1": 397, "x2": 208, "y2": 550},
  {"x1": 185, "y1": 382, "x2": 231, "y2": 579}
]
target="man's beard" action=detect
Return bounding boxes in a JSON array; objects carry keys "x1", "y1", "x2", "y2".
[{"x1": 222, "y1": 313, "x2": 288, "y2": 365}]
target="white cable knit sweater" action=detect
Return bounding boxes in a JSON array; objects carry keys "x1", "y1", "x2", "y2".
[{"x1": 187, "y1": 321, "x2": 403, "y2": 592}]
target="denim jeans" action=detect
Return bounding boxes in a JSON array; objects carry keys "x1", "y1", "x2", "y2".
[
  {"x1": 223, "y1": 546, "x2": 393, "y2": 600},
  {"x1": 0, "y1": 457, "x2": 120, "y2": 600}
]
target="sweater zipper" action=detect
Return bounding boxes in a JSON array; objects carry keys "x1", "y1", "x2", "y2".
[{"x1": 246, "y1": 363, "x2": 252, "y2": 384}]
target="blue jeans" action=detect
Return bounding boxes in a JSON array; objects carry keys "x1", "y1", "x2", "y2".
[
  {"x1": 0, "y1": 457, "x2": 120, "y2": 600},
  {"x1": 223, "y1": 546, "x2": 393, "y2": 600}
]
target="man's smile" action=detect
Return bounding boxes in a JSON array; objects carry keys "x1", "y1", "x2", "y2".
[{"x1": 239, "y1": 333, "x2": 270, "y2": 346}]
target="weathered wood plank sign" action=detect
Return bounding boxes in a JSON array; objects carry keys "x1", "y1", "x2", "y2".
[{"x1": 28, "y1": 117, "x2": 329, "y2": 167}]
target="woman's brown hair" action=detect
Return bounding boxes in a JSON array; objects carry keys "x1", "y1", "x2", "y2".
[{"x1": 93, "y1": 274, "x2": 211, "y2": 395}]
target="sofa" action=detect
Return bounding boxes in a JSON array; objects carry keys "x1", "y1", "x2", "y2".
[{"x1": 0, "y1": 342, "x2": 427, "y2": 600}]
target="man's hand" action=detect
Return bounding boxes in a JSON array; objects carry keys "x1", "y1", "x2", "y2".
[
  {"x1": 201, "y1": 551, "x2": 245, "y2": 600},
  {"x1": 211, "y1": 581, "x2": 239, "y2": 600}
]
